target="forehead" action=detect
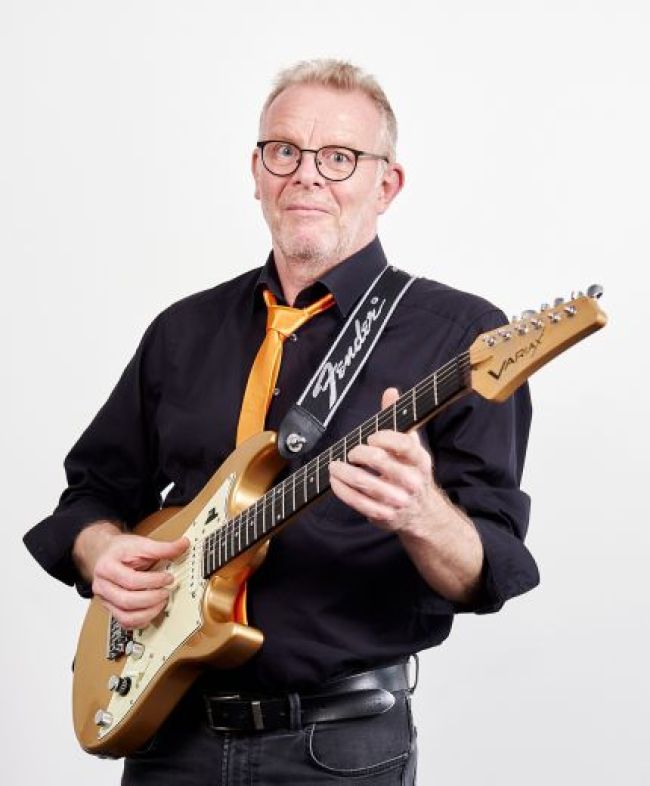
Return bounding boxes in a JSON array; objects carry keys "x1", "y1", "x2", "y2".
[{"x1": 261, "y1": 84, "x2": 383, "y2": 150}]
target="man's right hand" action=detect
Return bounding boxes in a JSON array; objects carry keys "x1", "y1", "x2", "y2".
[{"x1": 72, "y1": 521, "x2": 189, "y2": 629}]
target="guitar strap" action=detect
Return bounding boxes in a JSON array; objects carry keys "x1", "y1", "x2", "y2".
[{"x1": 277, "y1": 265, "x2": 415, "y2": 459}]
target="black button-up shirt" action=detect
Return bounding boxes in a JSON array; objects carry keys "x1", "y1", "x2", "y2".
[{"x1": 24, "y1": 237, "x2": 538, "y2": 692}]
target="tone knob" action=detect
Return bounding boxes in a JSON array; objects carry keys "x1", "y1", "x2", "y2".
[
  {"x1": 587, "y1": 284, "x2": 604, "y2": 299},
  {"x1": 125, "y1": 641, "x2": 145, "y2": 659},
  {"x1": 94, "y1": 710, "x2": 113, "y2": 729},
  {"x1": 107, "y1": 675, "x2": 132, "y2": 696}
]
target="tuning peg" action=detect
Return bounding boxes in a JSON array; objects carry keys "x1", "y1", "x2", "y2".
[
  {"x1": 587, "y1": 284, "x2": 604, "y2": 299},
  {"x1": 540, "y1": 303, "x2": 550, "y2": 311},
  {"x1": 553, "y1": 297, "x2": 564, "y2": 307},
  {"x1": 521, "y1": 309, "x2": 537, "y2": 320}
]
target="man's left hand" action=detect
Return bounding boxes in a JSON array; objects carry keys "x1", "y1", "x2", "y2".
[{"x1": 329, "y1": 387, "x2": 438, "y2": 536}]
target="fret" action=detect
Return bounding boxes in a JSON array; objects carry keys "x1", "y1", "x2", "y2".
[
  {"x1": 218, "y1": 530, "x2": 225, "y2": 568},
  {"x1": 342, "y1": 434, "x2": 347, "y2": 462},
  {"x1": 433, "y1": 372, "x2": 438, "y2": 406},
  {"x1": 315, "y1": 455, "x2": 320, "y2": 494},
  {"x1": 237, "y1": 513, "x2": 242, "y2": 552},
  {"x1": 411, "y1": 387, "x2": 417, "y2": 421},
  {"x1": 392, "y1": 403, "x2": 397, "y2": 430},
  {"x1": 303, "y1": 467, "x2": 308, "y2": 503},
  {"x1": 292, "y1": 472, "x2": 296, "y2": 514}
]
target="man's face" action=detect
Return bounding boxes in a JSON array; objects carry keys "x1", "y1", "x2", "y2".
[{"x1": 252, "y1": 84, "x2": 403, "y2": 268}]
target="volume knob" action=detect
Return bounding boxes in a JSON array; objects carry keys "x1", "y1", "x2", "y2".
[
  {"x1": 94, "y1": 709, "x2": 113, "y2": 729},
  {"x1": 125, "y1": 641, "x2": 145, "y2": 660},
  {"x1": 107, "y1": 675, "x2": 132, "y2": 696}
]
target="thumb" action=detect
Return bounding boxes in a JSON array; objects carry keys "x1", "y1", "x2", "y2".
[
  {"x1": 134, "y1": 536, "x2": 189, "y2": 562},
  {"x1": 156, "y1": 536, "x2": 190, "y2": 559},
  {"x1": 381, "y1": 386, "x2": 400, "y2": 409}
]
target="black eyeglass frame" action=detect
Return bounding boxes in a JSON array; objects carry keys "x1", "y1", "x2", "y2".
[{"x1": 256, "y1": 140, "x2": 390, "y2": 182}]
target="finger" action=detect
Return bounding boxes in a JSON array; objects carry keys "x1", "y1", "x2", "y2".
[
  {"x1": 93, "y1": 578, "x2": 171, "y2": 612},
  {"x1": 347, "y1": 430, "x2": 426, "y2": 470},
  {"x1": 117, "y1": 535, "x2": 189, "y2": 563},
  {"x1": 95, "y1": 557, "x2": 175, "y2": 591},
  {"x1": 101, "y1": 598, "x2": 169, "y2": 631},
  {"x1": 338, "y1": 444, "x2": 422, "y2": 493},
  {"x1": 365, "y1": 430, "x2": 430, "y2": 470},
  {"x1": 330, "y1": 473, "x2": 398, "y2": 524},
  {"x1": 330, "y1": 460, "x2": 412, "y2": 509}
]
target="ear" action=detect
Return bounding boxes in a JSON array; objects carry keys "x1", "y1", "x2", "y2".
[
  {"x1": 376, "y1": 162, "x2": 405, "y2": 215},
  {"x1": 251, "y1": 147, "x2": 261, "y2": 200}
]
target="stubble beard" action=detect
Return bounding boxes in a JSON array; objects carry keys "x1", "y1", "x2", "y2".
[{"x1": 275, "y1": 222, "x2": 347, "y2": 270}]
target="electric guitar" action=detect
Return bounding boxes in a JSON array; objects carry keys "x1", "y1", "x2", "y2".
[{"x1": 72, "y1": 286, "x2": 607, "y2": 756}]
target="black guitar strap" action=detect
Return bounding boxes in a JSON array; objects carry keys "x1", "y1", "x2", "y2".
[{"x1": 277, "y1": 265, "x2": 415, "y2": 459}]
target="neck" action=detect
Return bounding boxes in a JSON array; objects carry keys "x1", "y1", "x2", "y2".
[{"x1": 272, "y1": 252, "x2": 340, "y2": 306}]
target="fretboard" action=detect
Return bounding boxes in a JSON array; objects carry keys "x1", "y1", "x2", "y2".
[{"x1": 202, "y1": 350, "x2": 471, "y2": 578}]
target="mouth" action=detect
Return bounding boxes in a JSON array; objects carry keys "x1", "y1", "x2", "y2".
[{"x1": 285, "y1": 204, "x2": 330, "y2": 215}]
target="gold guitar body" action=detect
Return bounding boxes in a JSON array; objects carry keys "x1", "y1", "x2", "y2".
[{"x1": 72, "y1": 431, "x2": 285, "y2": 757}]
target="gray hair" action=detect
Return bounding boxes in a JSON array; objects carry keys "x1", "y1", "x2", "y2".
[{"x1": 260, "y1": 59, "x2": 397, "y2": 161}]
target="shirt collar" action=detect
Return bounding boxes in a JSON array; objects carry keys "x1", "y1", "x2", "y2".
[{"x1": 254, "y1": 236, "x2": 388, "y2": 318}]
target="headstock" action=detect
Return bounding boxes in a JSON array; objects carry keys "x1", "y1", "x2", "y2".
[{"x1": 469, "y1": 285, "x2": 607, "y2": 401}]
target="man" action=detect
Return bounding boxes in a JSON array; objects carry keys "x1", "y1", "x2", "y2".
[{"x1": 25, "y1": 60, "x2": 538, "y2": 784}]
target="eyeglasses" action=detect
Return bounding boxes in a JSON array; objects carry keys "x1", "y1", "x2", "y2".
[{"x1": 257, "y1": 140, "x2": 390, "y2": 182}]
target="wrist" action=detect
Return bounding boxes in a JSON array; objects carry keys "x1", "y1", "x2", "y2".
[{"x1": 72, "y1": 520, "x2": 123, "y2": 583}]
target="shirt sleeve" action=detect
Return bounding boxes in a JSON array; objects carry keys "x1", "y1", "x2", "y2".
[
  {"x1": 23, "y1": 316, "x2": 167, "y2": 593},
  {"x1": 418, "y1": 308, "x2": 539, "y2": 615}
]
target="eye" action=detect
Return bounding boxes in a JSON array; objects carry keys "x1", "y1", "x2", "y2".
[
  {"x1": 322, "y1": 147, "x2": 354, "y2": 166},
  {"x1": 272, "y1": 142, "x2": 298, "y2": 160}
]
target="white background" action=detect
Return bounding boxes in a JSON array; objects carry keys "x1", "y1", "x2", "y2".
[{"x1": 2, "y1": 2, "x2": 648, "y2": 784}]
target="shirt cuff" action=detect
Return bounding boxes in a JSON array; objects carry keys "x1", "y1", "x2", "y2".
[
  {"x1": 411, "y1": 516, "x2": 539, "y2": 616},
  {"x1": 23, "y1": 499, "x2": 124, "y2": 596}
]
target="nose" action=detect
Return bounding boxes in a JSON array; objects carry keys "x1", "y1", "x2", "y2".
[{"x1": 292, "y1": 150, "x2": 324, "y2": 186}]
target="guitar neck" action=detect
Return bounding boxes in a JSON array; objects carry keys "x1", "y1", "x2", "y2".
[{"x1": 201, "y1": 351, "x2": 471, "y2": 578}]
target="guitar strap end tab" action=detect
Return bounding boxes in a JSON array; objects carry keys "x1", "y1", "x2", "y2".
[{"x1": 277, "y1": 404, "x2": 326, "y2": 459}]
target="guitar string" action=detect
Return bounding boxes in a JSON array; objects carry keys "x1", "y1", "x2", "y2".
[
  {"x1": 167, "y1": 353, "x2": 473, "y2": 584},
  {"x1": 165, "y1": 353, "x2": 472, "y2": 585},
  {"x1": 167, "y1": 353, "x2": 472, "y2": 587},
  {"x1": 166, "y1": 360, "x2": 471, "y2": 587}
]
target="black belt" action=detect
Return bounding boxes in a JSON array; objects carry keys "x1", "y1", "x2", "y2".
[{"x1": 203, "y1": 661, "x2": 413, "y2": 733}]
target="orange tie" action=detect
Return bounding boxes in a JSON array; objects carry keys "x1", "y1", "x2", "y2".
[
  {"x1": 232, "y1": 288, "x2": 335, "y2": 624},
  {"x1": 236, "y1": 289, "x2": 335, "y2": 445}
]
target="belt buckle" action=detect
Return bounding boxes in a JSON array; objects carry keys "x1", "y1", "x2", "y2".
[{"x1": 204, "y1": 693, "x2": 241, "y2": 732}]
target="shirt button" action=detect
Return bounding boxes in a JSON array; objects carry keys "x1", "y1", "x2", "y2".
[
  {"x1": 289, "y1": 333, "x2": 298, "y2": 342},
  {"x1": 273, "y1": 387, "x2": 281, "y2": 397}
]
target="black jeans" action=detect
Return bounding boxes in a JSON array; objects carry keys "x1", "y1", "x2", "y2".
[{"x1": 122, "y1": 688, "x2": 417, "y2": 785}]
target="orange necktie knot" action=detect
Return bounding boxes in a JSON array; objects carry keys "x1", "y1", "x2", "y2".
[{"x1": 263, "y1": 290, "x2": 335, "y2": 339}]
